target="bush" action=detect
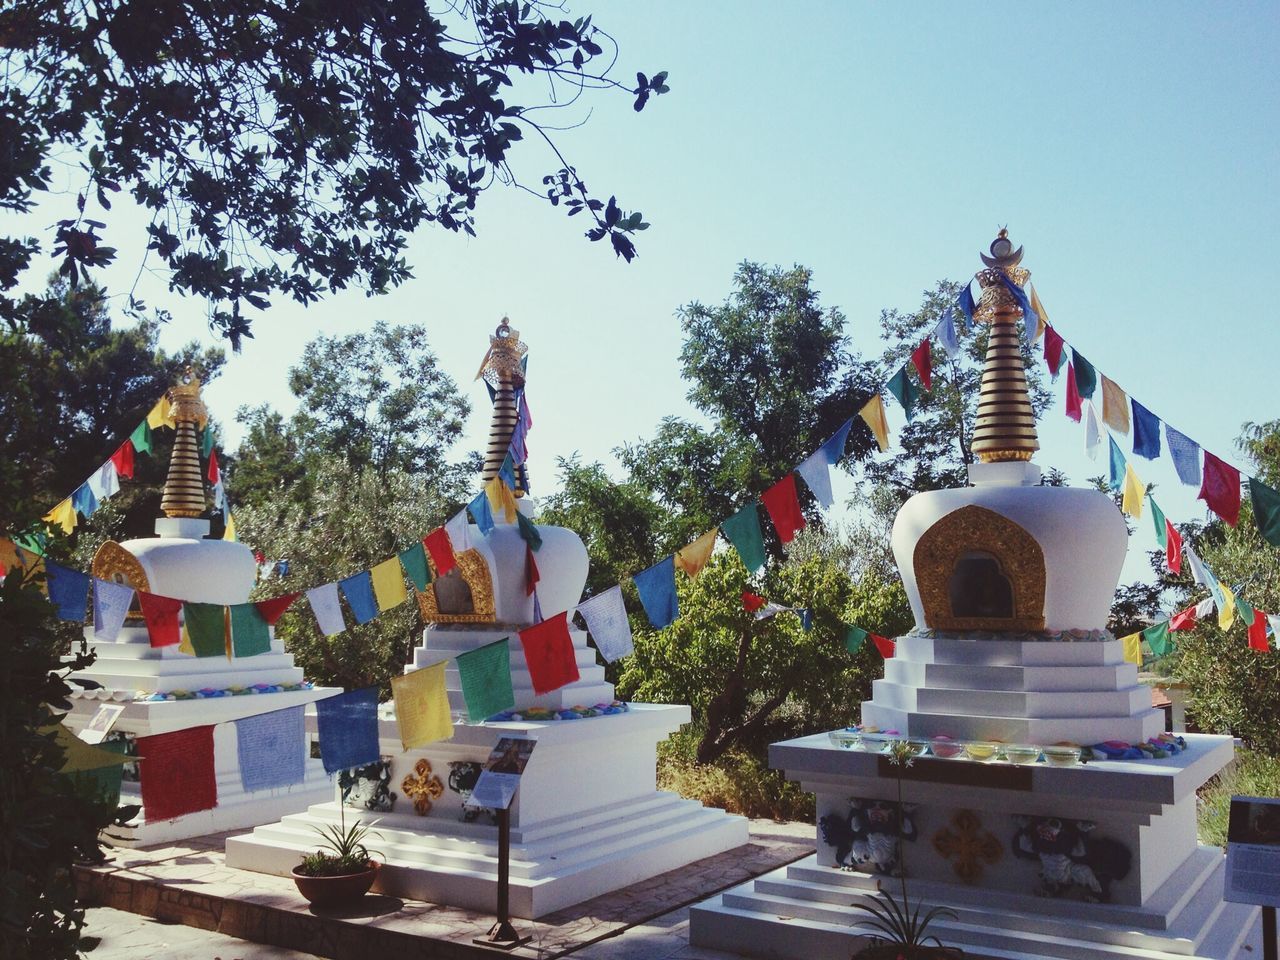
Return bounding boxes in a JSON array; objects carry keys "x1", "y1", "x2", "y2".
[
  {"x1": 1197, "y1": 748, "x2": 1280, "y2": 847},
  {"x1": 657, "y1": 729, "x2": 814, "y2": 822}
]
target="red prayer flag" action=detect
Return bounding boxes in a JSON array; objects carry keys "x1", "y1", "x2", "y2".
[
  {"x1": 741, "y1": 591, "x2": 767, "y2": 613},
  {"x1": 1043, "y1": 326, "x2": 1065, "y2": 377},
  {"x1": 525, "y1": 545, "x2": 540, "y2": 597},
  {"x1": 911, "y1": 339, "x2": 932, "y2": 392},
  {"x1": 1198, "y1": 451, "x2": 1241, "y2": 527},
  {"x1": 1064, "y1": 362, "x2": 1082, "y2": 422},
  {"x1": 1169, "y1": 604, "x2": 1197, "y2": 632},
  {"x1": 871, "y1": 633, "x2": 895, "y2": 658},
  {"x1": 110, "y1": 440, "x2": 135, "y2": 480},
  {"x1": 255, "y1": 592, "x2": 301, "y2": 626},
  {"x1": 137, "y1": 726, "x2": 217, "y2": 821},
  {"x1": 138, "y1": 591, "x2": 182, "y2": 647},
  {"x1": 761, "y1": 474, "x2": 806, "y2": 545},
  {"x1": 1248, "y1": 607, "x2": 1269, "y2": 652},
  {"x1": 423, "y1": 527, "x2": 457, "y2": 577},
  {"x1": 207, "y1": 450, "x2": 220, "y2": 485},
  {"x1": 518, "y1": 611, "x2": 579, "y2": 695},
  {"x1": 1165, "y1": 520, "x2": 1182, "y2": 575}
]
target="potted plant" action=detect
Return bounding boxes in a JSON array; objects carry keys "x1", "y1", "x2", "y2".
[{"x1": 291, "y1": 808, "x2": 383, "y2": 908}]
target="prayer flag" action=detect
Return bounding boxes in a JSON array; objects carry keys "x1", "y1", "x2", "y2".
[
  {"x1": 1131, "y1": 400, "x2": 1161, "y2": 459},
  {"x1": 1120, "y1": 633, "x2": 1142, "y2": 666},
  {"x1": 0, "y1": 538, "x2": 21, "y2": 573},
  {"x1": 45, "y1": 561, "x2": 89, "y2": 621},
  {"x1": 1108, "y1": 436, "x2": 1126, "y2": 492},
  {"x1": 761, "y1": 474, "x2": 806, "y2": 544},
  {"x1": 423, "y1": 527, "x2": 457, "y2": 577},
  {"x1": 797, "y1": 418, "x2": 853, "y2": 510},
  {"x1": 307, "y1": 583, "x2": 346, "y2": 636},
  {"x1": 1029, "y1": 284, "x2": 1049, "y2": 341},
  {"x1": 575, "y1": 585, "x2": 633, "y2": 662},
  {"x1": 391, "y1": 661, "x2": 453, "y2": 750},
  {"x1": 236, "y1": 706, "x2": 305, "y2": 792},
  {"x1": 229, "y1": 603, "x2": 272, "y2": 658},
  {"x1": 1072, "y1": 350, "x2": 1097, "y2": 399},
  {"x1": 858, "y1": 394, "x2": 891, "y2": 451},
  {"x1": 90, "y1": 460, "x2": 120, "y2": 502},
  {"x1": 207, "y1": 450, "x2": 220, "y2": 485},
  {"x1": 145, "y1": 396, "x2": 175, "y2": 430},
  {"x1": 444, "y1": 508, "x2": 470, "y2": 553},
  {"x1": 339, "y1": 571, "x2": 378, "y2": 625},
  {"x1": 1166, "y1": 520, "x2": 1182, "y2": 574},
  {"x1": 1250, "y1": 477, "x2": 1280, "y2": 547},
  {"x1": 1100, "y1": 376, "x2": 1130, "y2": 434},
  {"x1": 138, "y1": 591, "x2": 182, "y2": 646},
  {"x1": 223, "y1": 512, "x2": 237, "y2": 542},
  {"x1": 200, "y1": 426, "x2": 215, "y2": 458},
  {"x1": 468, "y1": 492, "x2": 495, "y2": 535},
  {"x1": 1184, "y1": 543, "x2": 1220, "y2": 603},
  {"x1": 1270, "y1": 615, "x2": 1280, "y2": 642},
  {"x1": 1235, "y1": 595, "x2": 1254, "y2": 629},
  {"x1": 370, "y1": 557, "x2": 408, "y2": 611},
  {"x1": 1084, "y1": 402, "x2": 1103, "y2": 460},
  {"x1": 1064, "y1": 363, "x2": 1082, "y2": 422},
  {"x1": 138, "y1": 726, "x2": 217, "y2": 821},
  {"x1": 1195, "y1": 598, "x2": 1216, "y2": 619},
  {"x1": 800, "y1": 609, "x2": 813, "y2": 631},
  {"x1": 722, "y1": 502, "x2": 767, "y2": 573},
  {"x1": 886, "y1": 367, "x2": 920, "y2": 420},
  {"x1": 1150, "y1": 497, "x2": 1167, "y2": 549},
  {"x1": 674, "y1": 529, "x2": 718, "y2": 578},
  {"x1": 936, "y1": 307, "x2": 960, "y2": 358},
  {"x1": 871, "y1": 634, "x2": 895, "y2": 659},
  {"x1": 398, "y1": 542, "x2": 431, "y2": 591},
  {"x1": 1248, "y1": 607, "x2": 1270, "y2": 652},
  {"x1": 516, "y1": 512, "x2": 542, "y2": 551},
  {"x1": 633, "y1": 556, "x2": 679, "y2": 628},
  {"x1": 66, "y1": 739, "x2": 126, "y2": 806},
  {"x1": 1199, "y1": 452, "x2": 1241, "y2": 527},
  {"x1": 456, "y1": 639, "x2": 515, "y2": 721},
  {"x1": 43, "y1": 498, "x2": 77, "y2": 534},
  {"x1": 255, "y1": 592, "x2": 300, "y2": 626},
  {"x1": 1170, "y1": 604, "x2": 1198, "y2": 631},
  {"x1": 911, "y1": 339, "x2": 932, "y2": 391},
  {"x1": 184, "y1": 602, "x2": 227, "y2": 657},
  {"x1": 1122, "y1": 462, "x2": 1144, "y2": 518},
  {"x1": 130, "y1": 420, "x2": 152, "y2": 455},
  {"x1": 525, "y1": 545, "x2": 540, "y2": 597},
  {"x1": 957, "y1": 284, "x2": 976, "y2": 328},
  {"x1": 1165, "y1": 425, "x2": 1201, "y2": 486},
  {"x1": 1217, "y1": 583, "x2": 1236, "y2": 631},
  {"x1": 484, "y1": 475, "x2": 518, "y2": 524},
  {"x1": 999, "y1": 274, "x2": 1038, "y2": 341},
  {"x1": 756, "y1": 602, "x2": 788, "y2": 620},
  {"x1": 741, "y1": 591, "x2": 767, "y2": 613},
  {"x1": 1143, "y1": 621, "x2": 1173, "y2": 657},
  {"x1": 518, "y1": 611, "x2": 579, "y2": 695},
  {"x1": 71, "y1": 482, "x2": 98, "y2": 519},
  {"x1": 844, "y1": 625, "x2": 868, "y2": 654},
  {"x1": 1043, "y1": 326, "x2": 1066, "y2": 377},
  {"x1": 92, "y1": 579, "x2": 133, "y2": 641},
  {"x1": 315, "y1": 687, "x2": 381, "y2": 774}
]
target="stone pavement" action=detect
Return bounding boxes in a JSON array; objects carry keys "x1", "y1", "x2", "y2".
[{"x1": 76, "y1": 819, "x2": 813, "y2": 960}]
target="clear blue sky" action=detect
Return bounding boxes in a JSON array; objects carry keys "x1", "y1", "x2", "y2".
[{"x1": 21, "y1": 1, "x2": 1280, "y2": 581}]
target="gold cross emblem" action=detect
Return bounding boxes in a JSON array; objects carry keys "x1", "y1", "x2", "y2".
[
  {"x1": 932, "y1": 809, "x2": 1003, "y2": 883},
  {"x1": 402, "y1": 758, "x2": 445, "y2": 816}
]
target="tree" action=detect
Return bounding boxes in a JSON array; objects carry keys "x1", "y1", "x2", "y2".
[{"x1": 2, "y1": 1, "x2": 667, "y2": 346}]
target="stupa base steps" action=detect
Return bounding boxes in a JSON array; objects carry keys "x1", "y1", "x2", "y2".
[
  {"x1": 689, "y1": 851, "x2": 1259, "y2": 960},
  {"x1": 859, "y1": 702, "x2": 1165, "y2": 747}
]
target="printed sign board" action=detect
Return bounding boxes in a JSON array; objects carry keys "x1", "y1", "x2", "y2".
[
  {"x1": 1226, "y1": 794, "x2": 1280, "y2": 908},
  {"x1": 470, "y1": 737, "x2": 536, "y2": 810}
]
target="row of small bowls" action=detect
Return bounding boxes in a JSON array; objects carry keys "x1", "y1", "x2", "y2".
[{"x1": 827, "y1": 730, "x2": 1082, "y2": 767}]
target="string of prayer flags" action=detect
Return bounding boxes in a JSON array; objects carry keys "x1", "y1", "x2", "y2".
[
  {"x1": 456, "y1": 639, "x2": 516, "y2": 721},
  {"x1": 1247, "y1": 608, "x2": 1270, "y2": 652},
  {"x1": 741, "y1": 591, "x2": 767, "y2": 613},
  {"x1": 1165, "y1": 425, "x2": 1201, "y2": 486},
  {"x1": 468, "y1": 492, "x2": 495, "y2": 536},
  {"x1": 1108, "y1": 436, "x2": 1125, "y2": 492},
  {"x1": 307, "y1": 583, "x2": 346, "y2": 636},
  {"x1": 139, "y1": 591, "x2": 182, "y2": 646},
  {"x1": 1142, "y1": 621, "x2": 1173, "y2": 657},
  {"x1": 398, "y1": 543, "x2": 431, "y2": 592},
  {"x1": 1120, "y1": 632, "x2": 1142, "y2": 666},
  {"x1": 1084, "y1": 402, "x2": 1103, "y2": 460},
  {"x1": 184, "y1": 602, "x2": 227, "y2": 657},
  {"x1": 1131, "y1": 400, "x2": 1161, "y2": 459},
  {"x1": 1072, "y1": 350, "x2": 1097, "y2": 400},
  {"x1": 634, "y1": 555, "x2": 679, "y2": 628},
  {"x1": 886, "y1": 367, "x2": 920, "y2": 420},
  {"x1": 1064, "y1": 363, "x2": 1083, "y2": 422},
  {"x1": 722, "y1": 502, "x2": 766, "y2": 573},
  {"x1": 1170, "y1": 604, "x2": 1198, "y2": 631},
  {"x1": 518, "y1": 611, "x2": 579, "y2": 695},
  {"x1": 370, "y1": 557, "x2": 408, "y2": 611},
  {"x1": 796, "y1": 418, "x2": 853, "y2": 510},
  {"x1": 936, "y1": 307, "x2": 960, "y2": 358},
  {"x1": 391, "y1": 660, "x2": 452, "y2": 750},
  {"x1": 1121, "y1": 462, "x2": 1145, "y2": 519},
  {"x1": 45, "y1": 561, "x2": 89, "y2": 621},
  {"x1": 229, "y1": 603, "x2": 272, "y2": 658},
  {"x1": 844, "y1": 625, "x2": 868, "y2": 654},
  {"x1": 575, "y1": 585, "x2": 633, "y2": 662},
  {"x1": 957, "y1": 284, "x2": 976, "y2": 328},
  {"x1": 858, "y1": 394, "x2": 891, "y2": 451},
  {"x1": 423, "y1": 527, "x2": 457, "y2": 577},
  {"x1": 674, "y1": 529, "x2": 718, "y2": 578},
  {"x1": 130, "y1": 420, "x2": 152, "y2": 455},
  {"x1": 516, "y1": 512, "x2": 542, "y2": 551},
  {"x1": 236, "y1": 706, "x2": 305, "y2": 792},
  {"x1": 1199, "y1": 451, "x2": 1241, "y2": 527},
  {"x1": 92, "y1": 578, "x2": 134, "y2": 641},
  {"x1": 255, "y1": 592, "x2": 300, "y2": 627},
  {"x1": 1100, "y1": 376, "x2": 1130, "y2": 435},
  {"x1": 871, "y1": 633, "x2": 896, "y2": 659},
  {"x1": 1249, "y1": 477, "x2": 1280, "y2": 547},
  {"x1": 761, "y1": 474, "x2": 805, "y2": 545},
  {"x1": 339, "y1": 571, "x2": 379, "y2": 625},
  {"x1": 911, "y1": 339, "x2": 932, "y2": 391},
  {"x1": 315, "y1": 687, "x2": 380, "y2": 774},
  {"x1": 71, "y1": 483, "x2": 98, "y2": 519},
  {"x1": 138, "y1": 726, "x2": 217, "y2": 821},
  {"x1": 1043, "y1": 326, "x2": 1066, "y2": 377},
  {"x1": 1029, "y1": 284, "x2": 1049, "y2": 341},
  {"x1": 44, "y1": 498, "x2": 77, "y2": 534},
  {"x1": 484, "y1": 475, "x2": 518, "y2": 524}
]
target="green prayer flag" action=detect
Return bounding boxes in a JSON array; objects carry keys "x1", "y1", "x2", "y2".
[
  {"x1": 1072, "y1": 350, "x2": 1097, "y2": 399},
  {"x1": 1150, "y1": 497, "x2": 1167, "y2": 549},
  {"x1": 229, "y1": 603, "x2": 272, "y2": 658},
  {"x1": 130, "y1": 420, "x2": 152, "y2": 455},
  {"x1": 1235, "y1": 595, "x2": 1254, "y2": 626},
  {"x1": 200, "y1": 426, "x2": 215, "y2": 458},
  {"x1": 1250, "y1": 477, "x2": 1280, "y2": 548},
  {"x1": 722, "y1": 502, "x2": 767, "y2": 573},
  {"x1": 398, "y1": 542, "x2": 431, "y2": 591},
  {"x1": 456, "y1": 638, "x2": 515, "y2": 722},
  {"x1": 184, "y1": 602, "x2": 226, "y2": 657},
  {"x1": 1141, "y1": 621, "x2": 1173, "y2": 657},
  {"x1": 65, "y1": 739, "x2": 127, "y2": 806},
  {"x1": 516, "y1": 512, "x2": 543, "y2": 551},
  {"x1": 844, "y1": 625, "x2": 868, "y2": 654},
  {"x1": 886, "y1": 367, "x2": 920, "y2": 420}
]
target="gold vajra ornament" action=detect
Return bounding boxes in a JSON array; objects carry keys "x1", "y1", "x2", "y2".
[
  {"x1": 402, "y1": 759, "x2": 445, "y2": 816},
  {"x1": 932, "y1": 809, "x2": 1003, "y2": 884}
]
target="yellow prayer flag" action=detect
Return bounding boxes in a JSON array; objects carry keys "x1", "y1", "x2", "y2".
[
  {"x1": 44, "y1": 724, "x2": 133, "y2": 773},
  {"x1": 485, "y1": 475, "x2": 518, "y2": 524},
  {"x1": 146, "y1": 396, "x2": 176, "y2": 430},
  {"x1": 1121, "y1": 463, "x2": 1144, "y2": 519},
  {"x1": 1029, "y1": 283, "x2": 1048, "y2": 342},
  {"x1": 858, "y1": 394, "x2": 891, "y2": 452},
  {"x1": 391, "y1": 660, "x2": 453, "y2": 750},
  {"x1": 223, "y1": 513, "x2": 237, "y2": 542},
  {"x1": 43, "y1": 498, "x2": 77, "y2": 535},
  {"x1": 674, "y1": 528, "x2": 718, "y2": 578},
  {"x1": 178, "y1": 623, "x2": 195, "y2": 657},
  {"x1": 1100, "y1": 376, "x2": 1130, "y2": 435},
  {"x1": 370, "y1": 557, "x2": 408, "y2": 611},
  {"x1": 1218, "y1": 582, "x2": 1236, "y2": 631},
  {"x1": 1120, "y1": 632, "x2": 1142, "y2": 666},
  {"x1": 0, "y1": 538, "x2": 22, "y2": 570}
]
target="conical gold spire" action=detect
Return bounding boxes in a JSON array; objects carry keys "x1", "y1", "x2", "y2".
[
  {"x1": 159, "y1": 372, "x2": 210, "y2": 518},
  {"x1": 970, "y1": 230, "x2": 1040, "y2": 463},
  {"x1": 475, "y1": 318, "x2": 529, "y2": 495}
]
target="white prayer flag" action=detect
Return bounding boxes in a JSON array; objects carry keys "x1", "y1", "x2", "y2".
[
  {"x1": 92, "y1": 578, "x2": 134, "y2": 641},
  {"x1": 575, "y1": 585, "x2": 633, "y2": 663},
  {"x1": 306, "y1": 582, "x2": 346, "y2": 636}
]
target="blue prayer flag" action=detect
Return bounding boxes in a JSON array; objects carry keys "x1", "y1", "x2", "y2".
[
  {"x1": 46, "y1": 561, "x2": 90, "y2": 622},
  {"x1": 237, "y1": 706, "x2": 305, "y2": 792},
  {"x1": 1165, "y1": 424, "x2": 1201, "y2": 486},
  {"x1": 1108, "y1": 436, "x2": 1126, "y2": 492},
  {"x1": 795, "y1": 418, "x2": 853, "y2": 510},
  {"x1": 999, "y1": 275, "x2": 1037, "y2": 341},
  {"x1": 800, "y1": 608, "x2": 813, "y2": 632},
  {"x1": 315, "y1": 687, "x2": 381, "y2": 774},
  {"x1": 1131, "y1": 399, "x2": 1161, "y2": 460},
  {"x1": 71, "y1": 482, "x2": 98, "y2": 518},
  {"x1": 468, "y1": 491, "x2": 495, "y2": 535},
  {"x1": 936, "y1": 306, "x2": 960, "y2": 358},
  {"x1": 633, "y1": 556, "x2": 679, "y2": 629},
  {"x1": 339, "y1": 571, "x2": 379, "y2": 625},
  {"x1": 957, "y1": 284, "x2": 976, "y2": 329}
]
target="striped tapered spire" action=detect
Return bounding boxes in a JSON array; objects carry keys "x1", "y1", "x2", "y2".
[
  {"x1": 970, "y1": 230, "x2": 1040, "y2": 463},
  {"x1": 159, "y1": 374, "x2": 210, "y2": 517},
  {"x1": 475, "y1": 318, "x2": 530, "y2": 495}
]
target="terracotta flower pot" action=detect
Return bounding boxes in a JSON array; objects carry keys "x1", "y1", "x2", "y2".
[
  {"x1": 291, "y1": 861, "x2": 380, "y2": 907},
  {"x1": 854, "y1": 945, "x2": 963, "y2": 960}
]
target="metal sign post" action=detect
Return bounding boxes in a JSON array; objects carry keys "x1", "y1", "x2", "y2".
[{"x1": 474, "y1": 806, "x2": 529, "y2": 950}]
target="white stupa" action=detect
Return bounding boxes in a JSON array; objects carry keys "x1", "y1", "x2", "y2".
[
  {"x1": 691, "y1": 232, "x2": 1258, "y2": 959},
  {"x1": 64, "y1": 374, "x2": 336, "y2": 845},
  {"x1": 228, "y1": 322, "x2": 748, "y2": 918}
]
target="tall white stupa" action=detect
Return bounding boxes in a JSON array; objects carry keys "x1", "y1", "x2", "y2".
[
  {"x1": 228, "y1": 322, "x2": 748, "y2": 918},
  {"x1": 64, "y1": 374, "x2": 336, "y2": 845},
  {"x1": 691, "y1": 233, "x2": 1259, "y2": 959}
]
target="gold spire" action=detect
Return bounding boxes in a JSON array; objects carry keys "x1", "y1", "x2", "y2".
[
  {"x1": 970, "y1": 230, "x2": 1041, "y2": 463},
  {"x1": 476, "y1": 318, "x2": 530, "y2": 495},
  {"x1": 159, "y1": 370, "x2": 210, "y2": 518}
]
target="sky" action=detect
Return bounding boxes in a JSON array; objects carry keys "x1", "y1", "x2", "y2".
[{"x1": 18, "y1": 1, "x2": 1280, "y2": 583}]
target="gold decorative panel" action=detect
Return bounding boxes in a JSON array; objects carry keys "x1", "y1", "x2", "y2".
[
  {"x1": 913, "y1": 505, "x2": 1045, "y2": 632},
  {"x1": 91, "y1": 541, "x2": 150, "y2": 622},
  {"x1": 415, "y1": 548, "x2": 496, "y2": 624}
]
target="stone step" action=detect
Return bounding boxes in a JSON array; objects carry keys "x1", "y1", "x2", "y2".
[
  {"x1": 885, "y1": 659, "x2": 1138, "y2": 693},
  {"x1": 871, "y1": 679, "x2": 1152, "y2": 719}
]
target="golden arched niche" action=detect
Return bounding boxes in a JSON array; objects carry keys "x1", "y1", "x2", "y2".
[
  {"x1": 913, "y1": 505, "x2": 1045, "y2": 633},
  {"x1": 416, "y1": 548, "x2": 496, "y2": 624}
]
